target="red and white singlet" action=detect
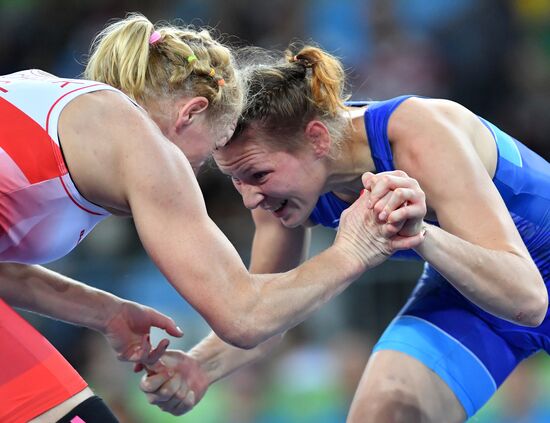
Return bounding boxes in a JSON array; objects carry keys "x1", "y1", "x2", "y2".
[
  {"x1": 0, "y1": 69, "x2": 114, "y2": 264},
  {"x1": 0, "y1": 70, "x2": 123, "y2": 422}
]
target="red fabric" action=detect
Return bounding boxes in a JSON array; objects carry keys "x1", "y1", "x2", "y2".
[
  {"x1": 0, "y1": 97, "x2": 63, "y2": 184},
  {"x1": 0, "y1": 299, "x2": 87, "y2": 423}
]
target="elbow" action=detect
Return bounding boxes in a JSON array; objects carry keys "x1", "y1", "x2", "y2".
[
  {"x1": 209, "y1": 316, "x2": 268, "y2": 350},
  {"x1": 221, "y1": 331, "x2": 262, "y2": 350},
  {"x1": 526, "y1": 292, "x2": 548, "y2": 327},
  {"x1": 514, "y1": 278, "x2": 548, "y2": 327},
  {"x1": 204, "y1": 284, "x2": 276, "y2": 349}
]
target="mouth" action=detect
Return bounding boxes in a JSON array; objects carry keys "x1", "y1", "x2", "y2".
[{"x1": 265, "y1": 200, "x2": 288, "y2": 216}]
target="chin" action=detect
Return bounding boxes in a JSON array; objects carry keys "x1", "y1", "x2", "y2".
[{"x1": 280, "y1": 213, "x2": 307, "y2": 229}]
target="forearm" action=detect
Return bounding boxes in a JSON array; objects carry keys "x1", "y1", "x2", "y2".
[
  {"x1": 229, "y1": 243, "x2": 384, "y2": 348},
  {"x1": 188, "y1": 331, "x2": 283, "y2": 384},
  {"x1": 0, "y1": 263, "x2": 122, "y2": 331},
  {"x1": 415, "y1": 225, "x2": 547, "y2": 326}
]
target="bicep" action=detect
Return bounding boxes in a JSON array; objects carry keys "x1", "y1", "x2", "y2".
[{"x1": 249, "y1": 208, "x2": 310, "y2": 273}]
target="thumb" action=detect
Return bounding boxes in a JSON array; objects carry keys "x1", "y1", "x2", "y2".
[
  {"x1": 149, "y1": 310, "x2": 184, "y2": 338},
  {"x1": 145, "y1": 355, "x2": 169, "y2": 375}
]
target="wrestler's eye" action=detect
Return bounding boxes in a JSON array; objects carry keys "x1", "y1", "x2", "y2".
[{"x1": 252, "y1": 172, "x2": 268, "y2": 181}]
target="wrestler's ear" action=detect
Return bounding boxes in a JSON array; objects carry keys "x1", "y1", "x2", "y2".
[
  {"x1": 175, "y1": 97, "x2": 209, "y2": 130},
  {"x1": 304, "y1": 120, "x2": 331, "y2": 158}
]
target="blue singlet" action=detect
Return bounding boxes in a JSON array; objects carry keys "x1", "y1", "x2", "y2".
[{"x1": 309, "y1": 96, "x2": 550, "y2": 417}]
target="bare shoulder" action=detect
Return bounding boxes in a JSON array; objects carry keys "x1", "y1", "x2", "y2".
[
  {"x1": 388, "y1": 97, "x2": 496, "y2": 170},
  {"x1": 389, "y1": 97, "x2": 479, "y2": 140},
  {"x1": 58, "y1": 89, "x2": 179, "y2": 212},
  {"x1": 60, "y1": 89, "x2": 155, "y2": 146}
]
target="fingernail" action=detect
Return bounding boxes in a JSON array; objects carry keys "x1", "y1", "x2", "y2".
[
  {"x1": 177, "y1": 326, "x2": 183, "y2": 334},
  {"x1": 379, "y1": 211, "x2": 387, "y2": 221}
]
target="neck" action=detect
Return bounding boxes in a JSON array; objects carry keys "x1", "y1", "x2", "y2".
[
  {"x1": 142, "y1": 97, "x2": 177, "y2": 137},
  {"x1": 324, "y1": 106, "x2": 376, "y2": 196}
]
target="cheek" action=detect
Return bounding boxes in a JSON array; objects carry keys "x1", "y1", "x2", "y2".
[{"x1": 284, "y1": 168, "x2": 313, "y2": 195}]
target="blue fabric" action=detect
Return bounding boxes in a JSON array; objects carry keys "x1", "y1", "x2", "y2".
[
  {"x1": 374, "y1": 315, "x2": 497, "y2": 418},
  {"x1": 376, "y1": 265, "x2": 541, "y2": 418},
  {"x1": 363, "y1": 95, "x2": 413, "y2": 172},
  {"x1": 480, "y1": 117, "x2": 550, "y2": 282},
  {"x1": 309, "y1": 192, "x2": 350, "y2": 228}
]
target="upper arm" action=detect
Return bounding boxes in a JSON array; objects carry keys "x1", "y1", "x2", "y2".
[
  {"x1": 249, "y1": 208, "x2": 310, "y2": 273},
  {"x1": 103, "y1": 103, "x2": 255, "y2": 334},
  {"x1": 390, "y1": 98, "x2": 529, "y2": 257}
]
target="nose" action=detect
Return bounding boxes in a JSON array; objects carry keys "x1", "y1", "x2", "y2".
[{"x1": 240, "y1": 184, "x2": 264, "y2": 210}]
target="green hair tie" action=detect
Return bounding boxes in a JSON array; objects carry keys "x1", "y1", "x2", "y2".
[{"x1": 187, "y1": 54, "x2": 198, "y2": 63}]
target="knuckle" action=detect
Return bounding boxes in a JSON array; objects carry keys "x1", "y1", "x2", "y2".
[
  {"x1": 394, "y1": 188, "x2": 405, "y2": 197},
  {"x1": 159, "y1": 387, "x2": 172, "y2": 397},
  {"x1": 374, "y1": 202, "x2": 384, "y2": 213},
  {"x1": 176, "y1": 391, "x2": 188, "y2": 401}
]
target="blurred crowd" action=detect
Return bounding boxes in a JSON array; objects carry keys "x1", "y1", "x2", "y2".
[{"x1": 1, "y1": 0, "x2": 549, "y2": 422}]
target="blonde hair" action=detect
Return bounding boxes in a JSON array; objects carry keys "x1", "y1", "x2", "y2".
[
  {"x1": 84, "y1": 13, "x2": 243, "y2": 121},
  {"x1": 235, "y1": 44, "x2": 349, "y2": 153}
]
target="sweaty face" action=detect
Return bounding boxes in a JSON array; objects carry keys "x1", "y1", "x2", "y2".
[{"x1": 213, "y1": 134, "x2": 327, "y2": 228}]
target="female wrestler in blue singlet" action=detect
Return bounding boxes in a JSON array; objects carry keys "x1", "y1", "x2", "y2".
[{"x1": 140, "y1": 45, "x2": 550, "y2": 422}]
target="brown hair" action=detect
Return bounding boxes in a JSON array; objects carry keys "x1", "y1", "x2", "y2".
[
  {"x1": 234, "y1": 44, "x2": 349, "y2": 152},
  {"x1": 84, "y1": 13, "x2": 243, "y2": 122}
]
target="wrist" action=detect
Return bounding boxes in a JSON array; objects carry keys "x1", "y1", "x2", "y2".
[
  {"x1": 413, "y1": 223, "x2": 435, "y2": 257},
  {"x1": 332, "y1": 233, "x2": 389, "y2": 276},
  {"x1": 93, "y1": 294, "x2": 125, "y2": 333},
  {"x1": 327, "y1": 243, "x2": 372, "y2": 280},
  {"x1": 188, "y1": 348, "x2": 217, "y2": 385}
]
